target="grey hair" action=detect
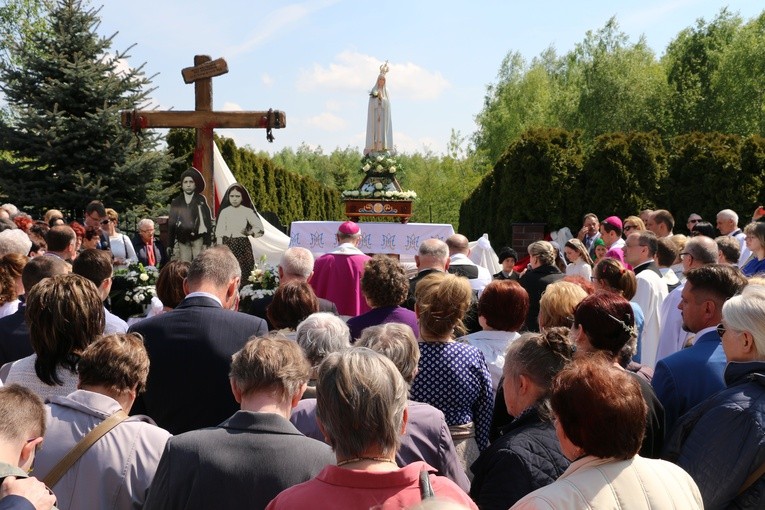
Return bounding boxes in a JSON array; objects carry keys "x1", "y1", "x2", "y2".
[
  {"x1": 295, "y1": 312, "x2": 351, "y2": 367},
  {"x1": 356, "y1": 323, "x2": 420, "y2": 384},
  {"x1": 0, "y1": 229, "x2": 32, "y2": 257},
  {"x1": 418, "y1": 238, "x2": 449, "y2": 260},
  {"x1": 717, "y1": 208, "x2": 739, "y2": 225},
  {"x1": 0, "y1": 204, "x2": 19, "y2": 217},
  {"x1": 279, "y1": 247, "x2": 314, "y2": 279},
  {"x1": 684, "y1": 236, "x2": 719, "y2": 265},
  {"x1": 528, "y1": 240, "x2": 555, "y2": 266},
  {"x1": 137, "y1": 218, "x2": 155, "y2": 230},
  {"x1": 316, "y1": 348, "x2": 408, "y2": 459},
  {"x1": 723, "y1": 283, "x2": 765, "y2": 359},
  {"x1": 185, "y1": 245, "x2": 241, "y2": 289}
]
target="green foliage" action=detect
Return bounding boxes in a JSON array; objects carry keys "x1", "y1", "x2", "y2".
[
  {"x1": 461, "y1": 128, "x2": 584, "y2": 245},
  {"x1": 740, "y1": 135, "x2": 765, "y2": 207},
  {"x1": 664, "y1": 132, "x2": 751, "y2": 223},
  {"x1": 0, "y1": 0, "x2": 172, "y2": 212},
  {"x1": 582, "y1": 131, "x2": 668, "y2": 217}
]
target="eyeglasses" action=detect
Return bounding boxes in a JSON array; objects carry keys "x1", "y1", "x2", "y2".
[
  {"x1": 100, "y1": 219, "x2": 111, "y2": 225},
  {"x1": 716, "y1": 322, "x2": 726, "y2": 337},
  {"x1": 623, "y1": 225, "x2": 636, "y2": 232},
  {"x1": 688, "y1": 219, "x2": 701, "y2": 224}
]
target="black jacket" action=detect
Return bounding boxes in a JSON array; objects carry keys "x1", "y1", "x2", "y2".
[{"x1": 470, "y1": 407, "x2": 569, "y2": 510}]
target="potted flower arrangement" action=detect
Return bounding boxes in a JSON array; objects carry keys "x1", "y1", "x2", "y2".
[
  {"x1": 110, "y1": 262, "x2": 160, "y2": 318},
  {"x1": 239, "y1": 254, "x2": 280, "y2": 308}
]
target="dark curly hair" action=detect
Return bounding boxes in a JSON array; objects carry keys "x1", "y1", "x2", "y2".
[{"x1": 361, "y1": 255, "x2": 409, "y2": 308}]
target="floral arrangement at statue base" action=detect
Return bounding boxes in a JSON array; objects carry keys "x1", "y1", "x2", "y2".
[
  {"x1": 239, "y1": 254, "x2": 280, "y2": 307},
  {"x1": 342, "y1": 151, "x2": 416, "y2": 223},
  {"x1": 110, "y1": 263, "x2": 160, "y2": 319}
]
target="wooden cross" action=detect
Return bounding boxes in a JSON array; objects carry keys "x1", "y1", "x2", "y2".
[{"x1": 121, "y1": 55, "x2": 286, "y2": 209}]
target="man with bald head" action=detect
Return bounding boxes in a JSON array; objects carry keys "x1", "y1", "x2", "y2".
[
  {"x1": 403, "y1": 238, "x2": 450, "y2": 311},
  {"x1": 445, "y1": 234, "x2": 492, "y2": 294},
  {"x1": 655, "y1": 235, "x2": 720, "y2": 362},
  {"x1": 247, "y1": 247, "x2": 338, "y2": 329}
]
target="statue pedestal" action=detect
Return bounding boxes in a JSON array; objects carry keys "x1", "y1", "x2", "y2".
[{"x1": 344, "y1": 199, "x2": 413, "y2": 224}]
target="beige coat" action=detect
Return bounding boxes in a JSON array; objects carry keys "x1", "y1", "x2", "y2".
[{"x1": 511, "y1": 455, "x2": 702, "y2": 510}]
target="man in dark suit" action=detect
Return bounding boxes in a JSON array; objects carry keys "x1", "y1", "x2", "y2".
[
  {"x1": 129, "y1": 246, "x2": 267, "y2": 434},
  {"x1": 132, "y1": 218, "x2": 166, "y2": 268},
  {"x1": 0, "y1": 257, "x2": 69, "y2": 368},
  {"x1": 143, "y1": 336, "x2": 334, "y2": 510},
  {"x1": 403, "y1": 238, "x2": 449, "y2": 311},
  {"x1": 246, "y1": 247, "x2": 337, "y2": 328},
  {"x1": 83, "y1": 200, "x2": 112, "y2": 252}
]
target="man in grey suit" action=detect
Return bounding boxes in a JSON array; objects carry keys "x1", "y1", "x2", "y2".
[
  {"x1": 129, "y1": 246, "x2": 268, "y2": 434},
  {"x1": 143, "y1": 336, "x2": 334, "y2": 510}
]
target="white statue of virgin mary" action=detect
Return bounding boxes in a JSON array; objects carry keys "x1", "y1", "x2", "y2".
[{"x1": 364, "y1": 61, "x2": 393, "y2": 155}]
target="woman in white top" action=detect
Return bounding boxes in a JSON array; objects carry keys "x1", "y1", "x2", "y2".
[
  {"x1": 104, "y1": 208, "x2": 137, "y2": 269},
  {"x1": 0, "y1": 253, "x2": 25, "y2": 319},
  {"x1": 460, "y1": 280, "x2": 529, "y2": 390},
  {"x1": 215, "y1": 183, "x2": 264, "y2": 281},
  {"x1": 563, "y1": 238, "x2": 593, "y2": 280}
]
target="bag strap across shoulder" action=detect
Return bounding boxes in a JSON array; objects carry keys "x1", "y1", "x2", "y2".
[{"x1": 43, "y1": 410, "x2": 129, "y2": 487}]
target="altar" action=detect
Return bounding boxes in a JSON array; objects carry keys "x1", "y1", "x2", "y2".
[{"x1": 289, "y1": 221, "x2": 455, "y2": 257}]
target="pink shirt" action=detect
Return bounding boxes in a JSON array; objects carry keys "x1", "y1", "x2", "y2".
[
  {"x1": 266, "y1": 461, "x2": 477, "y2": 510},
  {"x1": 310, "y1": 245, "x2": 371, "y2": 317}
]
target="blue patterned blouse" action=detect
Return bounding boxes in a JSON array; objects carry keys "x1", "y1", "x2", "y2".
[{"x1": 410, "y1": 341, "x2": 495, "y2": 450}]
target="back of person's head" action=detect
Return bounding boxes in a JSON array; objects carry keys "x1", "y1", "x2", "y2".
[
  {"x1": 0, "y1": 253, "x2": 26, "y2": 305},
  {"x1": 504, "y1": 328, "x2": 575, "y2": 417},
  {"x1": 670, "y1": 234, "x2": 688, "y2": 258},
  {"x1": 415, "y1": 272, "x2": 472, "y2": 338},
  {"x1": 573, "y1": 291, "x2": 636, "y2": 357},
  {"x1": 527, "y1": 240, "x2": 555, "y2": 266},
  {"x1": 684, "y1": 236, "x2": 719, "y2": 265},
  {"x1": 361, "y1": 255, "x2": 408, "y2": 308},
  {"x1": 0, "y1": 384, "x2": 45, "y2": 445},
  {"x1": 562, "y1": 275, "x2": 596, "y2": 295},
  {"x1": 85, "y1": 200, "x2": 106, "y2": 217},
  {"x1": 72, "y1": 248, "x2": 112, "y2": 288},
  {"x1": 478, "y1": 280, "x2": 528, "y2": 332},
  {"x1": 267, "y1": 281, "x2": 319, "y2": 330},
  {"x1": 445, "y1": 234, "x2": 470, "y2": 255},
  {"x1": 691, "y1": 221, "x2": 716, "y2": 238},
  {"x1": 652, "y1": 209, "x2": 675, "y2": 232},
  {"x1": 684, "y1": 264, "x2": 748, "y2": 305},
  {"x1": 43, "y1": 209, "x2": 64, "y2": 225},
  {"x1": 538, "y1": 281, "x2": 587, "y2": 329},
  {"x1": 715, "y1": 236, "x2": 741, "y2": 265},
  {"x1": 279, "y1": 247, "x2": 314, "y2": 280},
  {"x1": 185, "y1": 245, "x2": 241, "y2": 290},
  {"x1": 230, "y1": 336, "x2": 310, "y2": 402},
  {"x1": 21, "y1": 255, "x2": 69, "y2": 294},
  {"x1": 593, "y1": 258, "x2": 637, "y2": 300},
  {"x1": 0, "y1": 229, "x2": 31, "y2": 257},
  {"x1": 78, "y1": 333, "x2": 149, "y2": 395},
  {"x1": 655, "y1": 238, "x2": 679, "y2": 268},
  {"x1": 155, "y1": 260, "x2": 190, "y2": 308},
  {"x1": 45, "y1": 225, "x2": 75, "y2": 252},
  {"x1": 357, "y1": 323, "x2": 420, "y2": 384},
  {"x1": 316, "y1": 348, "x2": 407, "y2": 459},
  {"x1": 26, "y1": 274, "x2": 104, "y2": 386},
  {"x1": 418, "y1": 238, "x2": 449, "y2": 262},
  {"x1": 551, "y1": 357, "x2": 647, "y2": 460},
  {"x1": 295, "y1": 312, "x2": 351, "y2": 368},
  {"x1": 723, "y1": 283, "x2": 765, "y2": 359}
]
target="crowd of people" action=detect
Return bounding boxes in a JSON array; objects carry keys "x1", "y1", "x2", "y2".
[{"x1": 0, "y1": 199, "x2": 763, "y2": 510}]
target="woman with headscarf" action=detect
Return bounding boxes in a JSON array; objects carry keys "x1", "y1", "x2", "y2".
[{"x1": 215, "y1": 183, "x2": 264, "y2": 281}]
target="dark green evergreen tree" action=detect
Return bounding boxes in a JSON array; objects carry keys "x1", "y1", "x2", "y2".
[{"x1": 0, "y1": 0, "x2": 171, "y2": 212}]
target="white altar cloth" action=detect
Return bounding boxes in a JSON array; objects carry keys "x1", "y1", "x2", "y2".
[{"x1": 289, "y1": 221, "x2": 455, "y2": 257}]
